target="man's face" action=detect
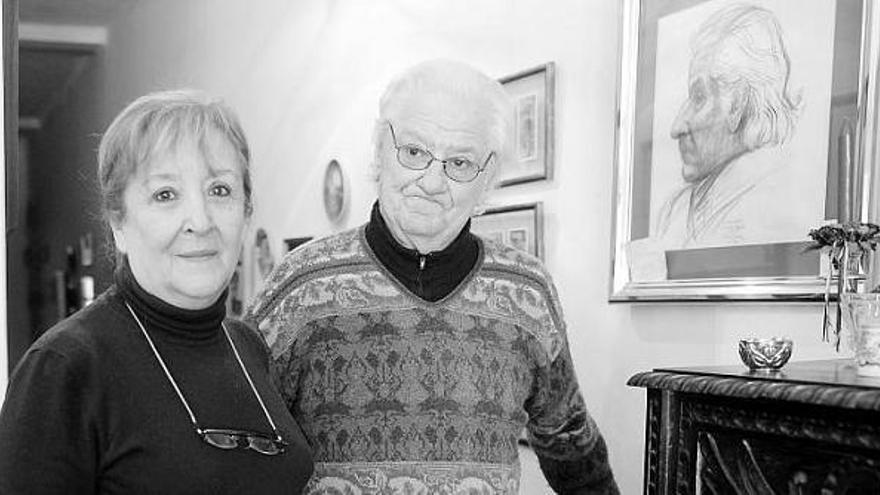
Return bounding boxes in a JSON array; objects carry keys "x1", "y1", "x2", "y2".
[
  {"x1": 670, "y1": 71, "x2": 744, "y2": 183},
  {"x1": 377, "y1": 91, "x2": 495, "y2": 252}
]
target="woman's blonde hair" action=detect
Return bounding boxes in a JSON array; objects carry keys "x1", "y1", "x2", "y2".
[{"x1": 97, "y1": 89, "x2": 253, "y2": 226}]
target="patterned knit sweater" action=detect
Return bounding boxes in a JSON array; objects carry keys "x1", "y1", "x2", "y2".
[{"x1": 246, "y1": 226, "x2": 617, "y2": 494}]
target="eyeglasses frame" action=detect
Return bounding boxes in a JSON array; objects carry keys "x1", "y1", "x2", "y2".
[
  {"x1": 125, "y1": 302, "x2": 288, "y2": 456},
  {"x1": 198, "y1": 427, "x2": 288, "y2": 455},
  {"x1": 386, "y1": 121, "x2": 494, "y2": 183}
]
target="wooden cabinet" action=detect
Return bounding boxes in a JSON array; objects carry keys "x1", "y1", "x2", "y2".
[{"x1": 628, "y1": 360, "x2": 880, "y2": 494}]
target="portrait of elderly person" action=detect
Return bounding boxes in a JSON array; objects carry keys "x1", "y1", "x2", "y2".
[
  {"x1": 246, "y1": 60, "x2": 618, "y2": 494},
  {"x1": 0, "y1": 90, "x2": 313, "y2": 494},
  {"x1": 654, "y1": 4, "x2": 802, "y2": 249}
]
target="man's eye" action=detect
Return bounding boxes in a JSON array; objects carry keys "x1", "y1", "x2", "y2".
[
  {"x1": 403, "y1": 146, "x2": 427, "y2": 158},
  {"x1": 210, "y1": 184, "x2": 232, "y2": 197},
  {"x1": 153, "y1": 189, "x2": 176, "y2": 202},
  {"x1": 448, "y1": 158, "x2": 475, "y2": 170}
]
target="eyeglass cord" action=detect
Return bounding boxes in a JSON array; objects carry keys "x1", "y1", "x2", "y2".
[{"x1": 124, "y1": 301, "x2": 283, "y2": 440}]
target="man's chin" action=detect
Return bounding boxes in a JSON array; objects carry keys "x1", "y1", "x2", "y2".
[{"x1": 680, "y1": 163, "x2": 702, "y2": 183}]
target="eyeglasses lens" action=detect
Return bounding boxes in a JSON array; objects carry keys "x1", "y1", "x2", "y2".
[
  {"x1": 200, "y1": 430, "x2": 285, "y2": 455},
  {"x1": 397, "y1": 146, "x2": 430, "y2": 169},
  {"x1": 202, "y1": 431, "x2": 240, "y2": 450},
  {"x1": 248, "y1": 436, "x2": 284, "y2": 455}
]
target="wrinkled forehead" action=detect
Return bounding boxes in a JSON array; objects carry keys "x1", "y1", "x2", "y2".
[{"x1": 385, "y1": 90, "x2": 495, "y2": 147}]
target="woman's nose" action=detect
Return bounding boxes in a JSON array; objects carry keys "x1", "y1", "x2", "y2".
[{"x1": 182, "y1": 193, "x2": 213, "y2": 233}]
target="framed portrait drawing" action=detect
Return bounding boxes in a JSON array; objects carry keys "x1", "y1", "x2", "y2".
[
  {"x1": 472, "y1": 202, "x2": 544, "y2": 260},
  {"x1": 610, "y1": 0, "x2": 880, "y2": 301},
  {"x1": 323, "y1": 159, "x2": 347, "y2": 222},
  {"x1": 497, "y1": 63, "x2": 555, "y2": 187}
]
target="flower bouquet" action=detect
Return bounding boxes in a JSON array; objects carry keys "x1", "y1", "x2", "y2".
[{"x1": 805, "y1": 221, "x2": 880, "y2": 350}]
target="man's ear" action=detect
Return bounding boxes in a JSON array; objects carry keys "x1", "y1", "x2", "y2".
[{"x1": 726, "y1": 86, "x2": 749, "y2": 133}]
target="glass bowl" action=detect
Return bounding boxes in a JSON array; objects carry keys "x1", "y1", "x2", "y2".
[{"x1": 738, "y1": 337, "x2": 793, "y2": 371}]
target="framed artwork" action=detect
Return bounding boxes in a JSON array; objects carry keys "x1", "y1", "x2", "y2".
[
  {"x1": 284, "y1": 236, "x2": 313, "y2": 252},
  {"x1": 323, "y1": 159, "x2": 347, "y2": 222},
  {"x1": 497, "y1": 62, "x2": 555, "y2": 187},
  {"x1": 226, "y1": 256, "x2": 244, "y2": 317},
  {"x1": 472, "y1": 202, "x2": 544, "y2": 260},
  {"x1": 610, "y1": 0, "x2": 880, "y2": 301},
  {"x1": 253, "y1": 227, "x2": 275, "y2": 292}
]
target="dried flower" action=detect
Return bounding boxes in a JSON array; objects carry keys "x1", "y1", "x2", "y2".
[
  {"x1": 806, "y1": 221, "x2": 880, "y2": 350},
  {"x1": 806, "y1": 221, "x2": 880, "y2": 254}
]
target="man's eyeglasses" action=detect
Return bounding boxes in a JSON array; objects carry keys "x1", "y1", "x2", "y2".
[
  {"x1": 387, "y1": 121, "x2": 494, "y2": 183},
  {"x1": 198, "y1": 428, "x2": 288, "y2": 456}
]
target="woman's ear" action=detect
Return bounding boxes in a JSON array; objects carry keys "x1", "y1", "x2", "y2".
[{"x1": 110, "y1": 225, "x2": 127, "y2": 254}]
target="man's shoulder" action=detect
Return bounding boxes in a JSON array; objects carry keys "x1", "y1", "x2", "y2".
[
  {"x1": 244, "y1": 226, "x2": 377, "y2": 330},
  {"x1": 478, "y1": 236, "x2": 554, "y2": 288},
  {"x1": 469, "y1": 238, "x2": 567, "y2": 360},
  {"x1": 276, "y1": 227, "x2": 366, "y2": 273}
]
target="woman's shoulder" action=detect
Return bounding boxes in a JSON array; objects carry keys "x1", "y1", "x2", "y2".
[{"x1": 28, "y1": 286, "x2": 130, "y2": 362}]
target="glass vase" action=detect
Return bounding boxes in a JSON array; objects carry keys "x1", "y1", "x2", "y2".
[{"x1": 840, "y1": 293, "x2": 880, "y2": 376}]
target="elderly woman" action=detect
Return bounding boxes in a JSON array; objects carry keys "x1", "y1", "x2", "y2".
[
  {"x1": 0, "y1": 90, "x2": 313, "y2": 494},
  {"x1": 247, "y1": 60, "x2": 618, "y2": 494}
]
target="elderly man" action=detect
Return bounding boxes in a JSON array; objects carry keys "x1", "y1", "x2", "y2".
[
  {"x1": 246, "y1": 59, "x2": 618, "y2": 494},
  {"x1": 655, "y1": 4, "x2": 802, "y2": 249}
]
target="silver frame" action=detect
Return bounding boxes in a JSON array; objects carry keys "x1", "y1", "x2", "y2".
[{"x1": 609, "y1": 0, "x2": 880, "y2": 302}]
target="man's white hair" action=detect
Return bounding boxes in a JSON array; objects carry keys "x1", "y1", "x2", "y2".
[
  {"x1": 691, "y1": 4, "x2": 802, "y2": 150},
  {"x1": 370, "y1": 59, "x2": 514, "y2": 191}
]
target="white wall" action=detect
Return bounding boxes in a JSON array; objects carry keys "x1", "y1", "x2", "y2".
[{"x1": 91, "y1": 1, "x2": 841, "y2": 491}]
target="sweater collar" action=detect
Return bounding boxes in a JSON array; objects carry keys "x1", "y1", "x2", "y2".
[
  {"x1": 114, "y1": 257, "x2": 227, "y2": 342},
  {"x1": 365, "y1": 200, "x2": 478, "y2": 302},
  {"x1": 367, "y1": 200, "x2": 473, "y2": 261}
]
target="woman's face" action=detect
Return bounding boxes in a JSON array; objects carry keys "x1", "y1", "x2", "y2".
[{"x1": 112, "y1": 130, "x2": 248, "y2": 309}]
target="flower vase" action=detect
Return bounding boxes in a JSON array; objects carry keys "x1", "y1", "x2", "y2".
[
  {"x1": 840, "y1": 293, "x2": 880, "y2": 376},
  {"x1": 824, "y1": 243, "x2": 866, "y2": 347}
]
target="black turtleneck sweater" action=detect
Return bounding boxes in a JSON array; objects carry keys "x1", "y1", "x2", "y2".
[
  {"x1": 365, "y1": 201, "x2": 479, "y2": 301},
  {"x1": 0, "y1": 261, "x2": 313, "y2": 494}
]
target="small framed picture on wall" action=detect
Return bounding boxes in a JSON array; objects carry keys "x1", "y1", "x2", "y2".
[
  {"x1": 497, "y1": 62, "x2": 555, "y2": 187},
  {"x1": 323, "y1": 159, "x2": 347, "y2": 223},
  {"x1": 471, "y1": 202, "x2": 544, "y2": 260}
]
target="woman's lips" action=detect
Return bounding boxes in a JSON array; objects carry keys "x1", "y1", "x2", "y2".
[{"x1": 177, "y1": 249, "x2": 218, "y2": 259}]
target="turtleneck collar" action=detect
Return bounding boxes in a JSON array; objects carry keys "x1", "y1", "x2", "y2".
[
  {"x1": 114, "y1": 257, "x2": 227, "y2": 343},
  {"x1": 365, "y1": 200, "x2": 479, "y2": 302}
]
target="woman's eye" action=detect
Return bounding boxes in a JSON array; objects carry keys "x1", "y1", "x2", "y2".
[
  {"x1": 153, "y1": 189, "x2": 176, "y2": 202},
  {"x1": 210, "y1": 184, "x2": 232, "y2": 197}
]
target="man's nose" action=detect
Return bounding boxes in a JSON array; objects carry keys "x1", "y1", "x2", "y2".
[
  {"x1": 417, "y1": 158, "x2": 448, "y2": 192},
  {"x1": 182, "y1": 193, "x2": 214, "y2": 233}
]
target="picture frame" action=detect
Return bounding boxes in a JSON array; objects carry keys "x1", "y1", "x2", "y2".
[
  {"x1": 609, "y1": 0, "x2": 880, "y2": 301},
  {"x1": 284, "y1": 236, "x2": 313, "y2": 252},
  {"x1": 472, "y1": 202, "x2": 544, "y2": 260},
  {"x1": 497, "y1": 63, "x2": 555, "y2": 187},
  {"x1": 323, "y1": 159, "x2": 347, "y2": 222},
  {"x1": 253, "y1": 227, "x2": 275, "y2": 293}
]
